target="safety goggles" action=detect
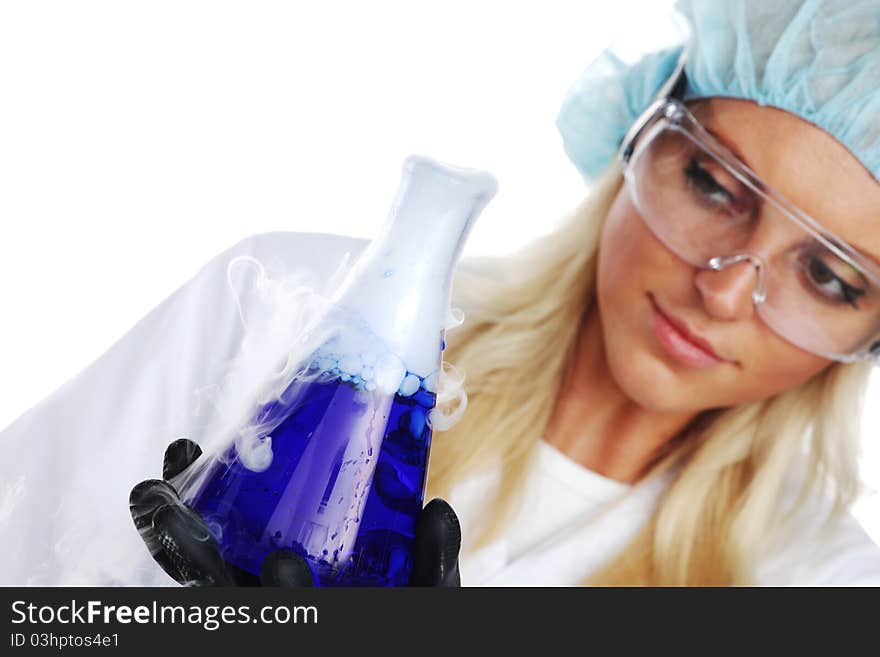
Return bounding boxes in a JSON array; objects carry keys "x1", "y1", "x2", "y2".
[{"x1": 617, "y1": 81, "x2": 880, "y2": 364}]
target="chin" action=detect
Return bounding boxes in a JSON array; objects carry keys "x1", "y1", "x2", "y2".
[{"x1": 605, "y1": 342, "x2": 708, "y2": 413}]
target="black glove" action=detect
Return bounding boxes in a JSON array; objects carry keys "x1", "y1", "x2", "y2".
[{"x1": 129, "y1": 438, "x2": 461, "y2": 587}]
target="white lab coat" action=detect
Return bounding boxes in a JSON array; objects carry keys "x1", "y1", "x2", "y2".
[
  {"x1": 1, "y1": 230, "x2": 879, "y2": 586},
  {"x1": 0, "y1": 231, "x2": 366, "y2": 586}
]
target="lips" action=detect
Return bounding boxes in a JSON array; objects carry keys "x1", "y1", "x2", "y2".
[{"x1": 648, "y1": 293, "x2": 729, "y2": 366}]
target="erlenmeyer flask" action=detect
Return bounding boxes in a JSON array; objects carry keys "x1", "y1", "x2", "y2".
[{"x1": 175, "y1": 155, "x2": 497, "y2": 586}]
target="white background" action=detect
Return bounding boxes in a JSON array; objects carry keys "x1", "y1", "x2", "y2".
[{"x1": 1, "y1": 1, "x2": 878, "y2": 539}]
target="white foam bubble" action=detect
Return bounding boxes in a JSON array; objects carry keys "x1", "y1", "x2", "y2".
[
  {"x1": 398, "y1": 373, "x2": 421, "y2": 397},
  {"x1": 372, "y1": 351, "x2": 407, "y2": 396}
]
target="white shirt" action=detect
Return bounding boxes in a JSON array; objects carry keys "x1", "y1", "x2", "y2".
[
  {"x1": 1, "y1": 230, "x2": 879, "y2": 586},
  {"x1": 450, "y1": 440, "x2": 675, "y2": 586},
  {"x1": 503, "y1": 439, "x2": 632, "y2": 563},
  {"x1": 451, "y1": 438, "x2": 880, "y2": 586}
]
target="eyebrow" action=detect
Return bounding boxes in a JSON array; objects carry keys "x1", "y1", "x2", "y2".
[
  {"x1": 703, "y1": 125, "x2": 756, "y2": 174},
  {"x1": 840, "y1": 243, "x2": 880, "y2": 277}
]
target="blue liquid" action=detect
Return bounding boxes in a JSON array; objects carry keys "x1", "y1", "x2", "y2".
[{"x1": 188, "y1": 374, "x2": 435, "y2": 586}]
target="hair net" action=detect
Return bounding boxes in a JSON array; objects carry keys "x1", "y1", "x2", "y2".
[{"x1": 556, "y1": 0, "x2": 880, "y2": 183}]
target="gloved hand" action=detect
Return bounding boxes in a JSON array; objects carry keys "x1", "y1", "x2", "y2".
[{"x1": 129, "y1": 438, "x2": 462, "y2": 587}]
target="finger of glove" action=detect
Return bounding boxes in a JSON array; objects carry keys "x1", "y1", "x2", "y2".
[
  {"x1": 150, "y1": 502, "x2": 234, "y2": 586},
  {"x1": 163, "y1": 438, "x2": 203, "y2": 481},
  {"x1": 129, "y1": 479, "x2": 180, "y2": 531},
  {"x1": 410, "y1": 497, "x2": 462, "y2": 587},
  {"x1": 130, "y1": 480, "x2": 247, "y2": 586},
  {"x1": 260, "y1": 550, "x2": 316, "y2": 587}
]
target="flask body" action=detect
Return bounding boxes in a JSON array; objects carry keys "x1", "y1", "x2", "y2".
[{"x1": 190, "y1": 365, "x2": 437, "y2": 586}]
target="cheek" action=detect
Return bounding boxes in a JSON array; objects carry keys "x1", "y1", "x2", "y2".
[
  {"x1": 597, "y1": 189, "x2": 688, "y2": 337},
  {"x1": 727, "y1": 333, "x2": 831, "y2": 403},
  {"x1": 595, "y1": 193, "x2": 699, "y2": 409},
  {"x1": 597, "y1": 190, "x2": 684, "y2": 295},
  {"x1": 597, "y1": 193, "x2": 653, "y2": 285}
]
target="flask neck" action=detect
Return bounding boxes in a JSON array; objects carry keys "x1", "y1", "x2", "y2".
[{"x1": 330, "y1": 155, "x2": 497, "y2": 376}]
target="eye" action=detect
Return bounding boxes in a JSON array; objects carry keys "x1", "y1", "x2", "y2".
[
  {"x1": 799, "y1": 252, "x2": 866, "y2": 309},
  {"x1": 685, "y1": 157, "x2": 732, "y2": 204},
  {"x1": 684, "y1": 154, "x2": 760, "y2": 220}
]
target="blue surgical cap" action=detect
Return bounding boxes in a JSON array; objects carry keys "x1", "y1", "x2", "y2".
[{"x1": 557, "y1": 0, "x2": 880, "y2": 183}]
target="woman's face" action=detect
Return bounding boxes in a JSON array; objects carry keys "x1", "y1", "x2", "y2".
[{"x1": 597, "y1": 97, "x2": 880, "y2": 413}]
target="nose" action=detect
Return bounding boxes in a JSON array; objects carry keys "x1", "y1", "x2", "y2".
[{"x1": 693, "y1": 254, "x2": 763, "y2": 321}]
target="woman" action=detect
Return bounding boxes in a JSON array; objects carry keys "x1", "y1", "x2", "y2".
[
  {"x1": 434, "y1": 0, "x2": 880, "y2": 585},
  {"x1": 3, "y1": 0, "x2": 880, "y2": 586},
  {"x1": 436, "y1": 0, "x2": 880, "y2": 585}
]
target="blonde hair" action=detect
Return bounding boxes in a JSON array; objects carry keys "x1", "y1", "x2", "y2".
[{"x1": 424, "y1": 163, "x2": 875, "y2": 586}]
